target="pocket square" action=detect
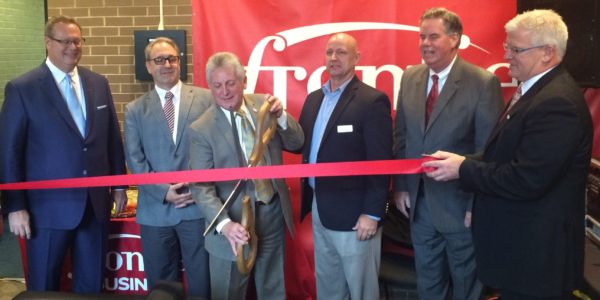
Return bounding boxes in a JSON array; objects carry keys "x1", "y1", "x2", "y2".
[
  {"x1": 96, "y1": 105, "x2": 107, "y2": 110},
  {"x1": 337, "y1": 125, "x2": 353, "y2": 133}
]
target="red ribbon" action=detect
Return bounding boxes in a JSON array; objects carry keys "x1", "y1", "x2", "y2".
[{"x1": 0, "y1": 158, "x2": 434, "y2": 191}]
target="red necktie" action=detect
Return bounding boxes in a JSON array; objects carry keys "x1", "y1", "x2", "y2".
[
  {"x1": 164, "y1": 91, "x2": 175, "y2": 135},
  {"x1": 498, "y1": 83, "x2": 522, "y2": 122},
  {"x1": 425, "y1": 74, "x2": 439, "y2": 126}
]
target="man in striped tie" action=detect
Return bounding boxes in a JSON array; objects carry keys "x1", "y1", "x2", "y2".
[{"x1": 124, "y1": 37, "x2": 212, "y2": 298}]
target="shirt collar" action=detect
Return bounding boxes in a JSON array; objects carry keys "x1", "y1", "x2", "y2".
[
  {"x1": 323, "y1": 76, "x2": 353, "y2": 94},
  {"x1": 46, "y1": 57, "x2": 79, "y2": 84},
  {"x1": 520, "y1": 66, "x2": 556, "y2": 95},
  {"x1": 155, "y1": 81, "x2": 183, "y2": 103},
  {"x1": 428, "y1": 55, "x2": 457, "y2": 80}
]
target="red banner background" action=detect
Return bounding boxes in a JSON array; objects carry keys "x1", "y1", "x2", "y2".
[{"x1": 191, "y1": 1, "x2": 516, "y2": 299}]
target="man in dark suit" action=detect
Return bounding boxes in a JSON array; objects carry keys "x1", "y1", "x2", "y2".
[
  {"x1": 393, "y1": 8, "x2": 503, "y2": 299},
  {"x1": 124, "y1": 37, "x2": 211, "y2": 298},
  {"x1": 424, "y1": 9, "x2": 593, "y2": 299},
  {"x1": 189, "y1": 52, "x2": 303, "y2": 300},
  {"x1": 0, "y1": 16, "x2": 127, "y2": 292},
  {"x1": 298, "y1": 33, "x2": 392, "y2": 299}
]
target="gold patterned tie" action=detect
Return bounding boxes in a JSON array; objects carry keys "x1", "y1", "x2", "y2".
[{"x1": 236, "y1": 109, "x2": 275, "y2": 204}]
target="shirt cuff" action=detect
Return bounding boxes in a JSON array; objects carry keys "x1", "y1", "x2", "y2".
[
  {"x1": 366, "y1": 214, "x2": 381, "y2": 221},
  {"x1": 216, "y1": 218, "x2": 231, "y2": 234},
  {"x1": 277, "y1": 111, "x2": 288, "y2": 130}
]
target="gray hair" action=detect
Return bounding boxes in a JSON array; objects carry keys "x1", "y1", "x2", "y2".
[
  {"x1": 205, "y1": 52, "x2": 245, "y2": 84},
  {"x1": 505, "y1": 9, "x2": 568, "y2": 59},
  {"x1": 144, "y1": 37, "x2": 180, "y2": 60}
]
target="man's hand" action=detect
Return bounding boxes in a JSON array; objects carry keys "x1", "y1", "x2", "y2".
[
  {"x1": 221, "y1": 221, "x2": 250, "y2": 256},
  {"x1": 352, "y1": 214, "x2": 378, "y2": 241},
  {"x1": 112, "y1": 190, "x2": 128, "y2": 215},
  {"x1": 9, "y1": 210, "x2": 31, "y2": 239},
  {"x1": 165, "y1": 183, "x2": 194, "y2": 208},
  {"x1": 265, "y1": 94, "x2": 283, "y2": 118},
  {"x1": 394, "y1": 191, "x2": 411, "y2": 218},
  {"x1": 422, "y1": 150, "x2": 466, "y2": 181}
]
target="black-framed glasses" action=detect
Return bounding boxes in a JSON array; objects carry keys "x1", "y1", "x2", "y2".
[
  {"x1": 503, "y1": 43, "x2": 546, "y2": 55},
  {"x1": 48, "y1": 36, "x2": 85, "y2": 47},
  {"x1": 148, "y1": 55, "x2": 180, "y2": 65}
]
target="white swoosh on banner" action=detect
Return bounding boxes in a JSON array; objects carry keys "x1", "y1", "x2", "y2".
[{"x1": 271, "y1": 22, "x2": 489, "y2": 53}]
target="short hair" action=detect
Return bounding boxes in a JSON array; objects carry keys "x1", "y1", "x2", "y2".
[
  {"x1": 505, "y1": 9, "x2": 568, "y2": 59},
  {"x1": 420, "y1": 7, "x2": 463, "y2": 38},
  {"x1": 205, "y1": 52, "x2": 245, "y2": 84},
  {"x1": 144, "y1": 37, "x2": 180, "y2": 60},
  {"x1": 45, "y1": 15, "x2": 82, "y2": 37}
]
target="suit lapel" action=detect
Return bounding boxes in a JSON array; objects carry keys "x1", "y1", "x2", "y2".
[
  {"x1": 321, "y1": 76, "x2": 358, "y2": 145},
  {"x1": 413, "y1": 68, "x2": 429, "y2": 135},
  {"x1": 175, "y1": 86, "x2": 193, "y2": 150},
  {"x1": 40, "y1": 65, "x2": 83, "y2": 139},
  {"x1": 244, "y1": 95, "x2": 273, "y2": 165},
  {"x1": 485, "y1": 65, "x2": 564, "y2": 148},
  {"x1": 79, "y1": 70, "x2": 93, "y2": 139},
  {"x1": 426, "y1": 58, "x2": 462, "y2": 133},
  {"x1": 148, "y1": 90, "x2": 174, "y2": 145},
  {"x1": 213, "y1": 105, "x2": 240, "y2": 165}
]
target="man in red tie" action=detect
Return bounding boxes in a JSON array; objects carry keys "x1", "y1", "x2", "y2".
[{"x1": 393, "y1": 7, "x2": 503, "y2": 299}]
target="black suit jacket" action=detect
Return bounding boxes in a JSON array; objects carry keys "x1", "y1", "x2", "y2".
[
  {"x1": 0, "y1": 63, "x2": 126, "y2": 229},
  {"x1": 459, "y1": 66, "x2": 593, "y2": 297},
  {"x1": 298, "y1": 76, "x2": 392, "y2": 231}
]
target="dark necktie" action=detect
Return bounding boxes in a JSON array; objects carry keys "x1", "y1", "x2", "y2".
[
  {"x1": 164, "y1": 91, "x2": 175, "y2": 135},
  {"x1": 236, "y1": 109, "x2": 275, "y2": 204},
  {"x1": 425, "y1": 74, "x2": 439, "y2": 126}
]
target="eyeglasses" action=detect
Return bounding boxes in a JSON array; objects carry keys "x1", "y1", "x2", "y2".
[
  {"x1": 148, "y1": 55, "x2": 180, "y2": 65},
  {"x1": 48, "y1": 36, "x2": 85, "y2": 47},
  {"x1": 503, "y1": 43, "x2": 546, "y2": 55}
]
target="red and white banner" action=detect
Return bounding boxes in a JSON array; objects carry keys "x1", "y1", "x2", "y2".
[{"x1": 192, "y1": 1, "x2": 516, "y2": 299}]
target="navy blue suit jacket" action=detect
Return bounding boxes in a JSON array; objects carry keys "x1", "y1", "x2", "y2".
[
  {"x1": 298, "y1": 76, "x2": 392, "y2": 231},
  {"x1": 0, "y1": 63, "x2": 126, "y2": 230}
]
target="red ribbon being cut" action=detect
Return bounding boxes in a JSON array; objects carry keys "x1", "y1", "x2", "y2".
[{"x1": 0, "y1": 158, "x2": 434, "y2": 191}]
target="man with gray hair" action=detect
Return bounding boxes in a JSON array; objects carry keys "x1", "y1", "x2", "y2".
[
  {"x1": 190, "y1": 52, "x2": 303, "y2": 300},
  {"x1": 424, "y1": 9, "x2": 593, "y2": 298}
]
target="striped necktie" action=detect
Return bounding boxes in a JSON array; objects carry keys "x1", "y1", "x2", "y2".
[
  {"x1": 164, "y1": 91, "x2": 175, "y2": 135},
  {"x1": 237, "y1": 109, "x2": 275, "y2": 204}
]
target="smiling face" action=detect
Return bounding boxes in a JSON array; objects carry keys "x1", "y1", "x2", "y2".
[
  {"x1": 145, "y1": 42, "x2": 181, "y2": 90},
  {"x1": 419, "y1": 18, "x2": 459, "y2": 73},
  {"x1": 208, "y1": 65, "x2": 245, "y2": 111},
  {"x1": 504, "y1": 28, "x2": 549, "y2": 82},
  {"x1": 45, "y1": 22, "x2": 82, "y2": 73},
  {"x1": 325, "y1": 33, "x2": 360, "y2": 84}
]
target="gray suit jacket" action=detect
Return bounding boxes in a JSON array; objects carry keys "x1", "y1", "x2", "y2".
[
  {"x1": 393, "y1": 57, "x2": 503, "y2": 232},
  {"x1": 189, "y1": 94, "x2": 304, "y2": 261},
  {"x1": 124, "y1": 84, "x2": 212, "y2": 226}
]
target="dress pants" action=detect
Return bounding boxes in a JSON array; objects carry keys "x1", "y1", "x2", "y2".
[
  {"x1": 411, "y1": 187, "x2": 481, "y2": 300},
  {"x1": 26, "y1": 200, "x2": 108, "y2": 292},
  {"x1": 209, "y1": 195, "x2": 285, "y2": 300},
  {"x1": 140, "y1": 218, "x2": 210, "y2": 298},
  {"x1": 312, "y1": 199, "x2": 382, "y2": 300}
]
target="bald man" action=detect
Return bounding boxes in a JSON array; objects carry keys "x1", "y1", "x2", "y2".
[{"x1": 297, "y1": 33, "x2": 392, "y2": 300}]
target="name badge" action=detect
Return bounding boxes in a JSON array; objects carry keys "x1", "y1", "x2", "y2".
[{"x1": 337, "y1": 125, "x2": 353, "y2": 133}]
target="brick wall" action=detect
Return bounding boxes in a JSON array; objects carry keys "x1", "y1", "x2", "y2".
[
  {"x1": 47, "y1": 0, "x2": 194, "y2": 124},
  {"x1": 0, "y1": 0, "x2": 46, "y2": 107}
]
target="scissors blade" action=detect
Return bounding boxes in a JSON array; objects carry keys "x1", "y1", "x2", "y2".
[{"x1": 203, "y1": 178, "x2": 247, "y2": 236}]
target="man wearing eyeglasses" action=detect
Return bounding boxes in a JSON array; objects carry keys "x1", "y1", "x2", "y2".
[
  {"x1": 0, "y1": 15, "x2": 127, "y2": 292},
  {"x1": 124, "y1": 37, "x2": 212, "y2": 298},
  {"x1": 423, "y1": 9, "x2": 593, "y2": 299}
]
